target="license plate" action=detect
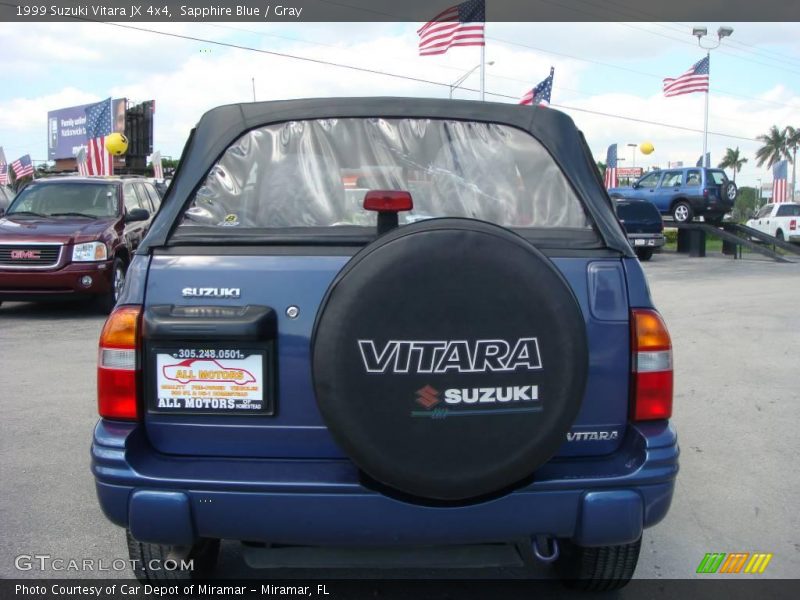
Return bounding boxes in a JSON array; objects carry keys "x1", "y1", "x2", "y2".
[
  {"x1": 152, "y1": 348, "x2": 268, "y2": 414},
  {"x1": 634, "y1": 239, "x2": 646, "y2": 246}
]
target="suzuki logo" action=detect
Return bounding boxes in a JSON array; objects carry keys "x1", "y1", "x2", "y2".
[
  {"x1": 415, "y1": 385, "x2": 441, "y2": 409},
  {"x1": 11, "y1": 250, "x2": 41, "y2": 259}
]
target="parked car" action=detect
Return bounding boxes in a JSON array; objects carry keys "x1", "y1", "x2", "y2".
[
  {"x1": 746, "y1": 202, "x2": 800, "y2": 243},
  {"x1": 92, "y1": 99, "x2": 677, "y2": 590},
  {"x1": 0, "y1": 185, "x2": 14, "y2": 216},
  {"x1": 609, "y1": 167, "x2": 737, "y2": 224},
  {"x1": 0, "y1": 176, "x2": 160, "y2": 312},
  {"x1": 615, "y1": 198, "x2": 665, "y2": 261}
]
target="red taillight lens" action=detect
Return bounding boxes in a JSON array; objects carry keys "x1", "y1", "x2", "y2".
[
  {"x1": 363, "y1": 190, "x2": 413, "y2": 212},
  {"x1": 631, "y1": 309, "x2": 673, "y2": 421},
  {"x1": 791, "y1": 219, "x2": 796, "y2": 231},
  {"x1": 98, "y1": 305, "x2": 141, "y2": 420}
]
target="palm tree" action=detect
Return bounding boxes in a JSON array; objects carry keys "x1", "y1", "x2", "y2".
[
  {"x1": 785, "y1": 126, "x2": 799, "y2": 200},
  {"x1": 717, "y1": 147, "x2": 747, "y2": 183},
  {"x1": 755, "y1": 125, "x2": 788, "y2": 169}
]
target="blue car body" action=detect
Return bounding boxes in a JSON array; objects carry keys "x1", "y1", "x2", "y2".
[
  {"x1": 609, "y1": 167, "x2": 735, "y2": 222},
  {"x1": 91, "y1": 99, "x2": 678, "y2": 584}
]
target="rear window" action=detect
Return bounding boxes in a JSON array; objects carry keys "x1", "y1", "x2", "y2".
[
  {"x1": 708, "y1": 170, "x2": 727, "y2": 185},
  {"x1": 178, "y1": 119, "x2": 592, "y2": 231},
  {"x1": 616, "y1": 200, "x2": 659, "y2": 221},
  {"x1": 776, "y1": 204, "x2": 800, "y2": 217}
]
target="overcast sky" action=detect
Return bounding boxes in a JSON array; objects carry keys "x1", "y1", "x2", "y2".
[{"x1": 1, "y1": 21, "x2": 798, "y2": 188}]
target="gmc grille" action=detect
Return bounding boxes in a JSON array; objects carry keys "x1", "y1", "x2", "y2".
[{"x1": 0, "y1": 244, "x2": 62, "y2": 267}]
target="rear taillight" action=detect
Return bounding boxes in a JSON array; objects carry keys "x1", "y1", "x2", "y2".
[
  {"x1": 630, "y1": 309, "x2": 673, "y2": 421},
  {"x1": 98, "y1": 305, "x2": 141, "y2": 420},
  {"x1": 791, "y1": 219, "x2": 797, "y2": 231}
]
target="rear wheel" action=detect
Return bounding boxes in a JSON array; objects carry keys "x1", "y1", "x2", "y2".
[
  {"x1": 776, "y1": 230, "x2": 785, "y2": 242},
  {"x1": 126, "y1": 529, "x2": 220, "y2": 582},
  {"x1": 672, "y1": 201, "x2": 693, "y2": 223},
  {"x1": 635, "y1": 248, "x2": 653, "y2": 261},
  {"x1": 555, "y1": 537, "x2": 642, "y2": 591}
]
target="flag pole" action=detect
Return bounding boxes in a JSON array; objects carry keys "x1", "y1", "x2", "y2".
[
  {"x1": 702, "y1": 50, "x2": 709, "y2": 167},
  {"x1": 480, "y1": 45, "x2": 485, "y2": 101}
]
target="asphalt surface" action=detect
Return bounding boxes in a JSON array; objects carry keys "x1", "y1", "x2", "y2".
[{"x1": 1, "y1": 251, "x2": 799, "y2": 588}]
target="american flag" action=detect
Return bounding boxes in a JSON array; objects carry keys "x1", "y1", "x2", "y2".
[
  {"x1": 0, "y1": 146, "x2": 7, "y2": 185},
  {"x1": 417, "y1": 0, "x2": 485, "y2": 56},
  {"x1": 151, "y1": 151, "x2": 163, "y2": 179},
  {"x1": 75, "y1": 147, "x2": 89, "y2": 176},
  {"x1": 84, "y1": 98, "x2": 114, "y2": 176},
  {"x1": 604, "y1": 144, "x2": 618, "y2": 189},
  {"x1": 772, "y1": 160, "x2": 789, "y2": 203},
  {"x1": 663, "y1": 56, "x2": 710, "y2": 97},
  {"x1": 519, "y1": 67, "x2": 554, "y2": 106},
  {"x1": 11, "y1": 154, "x2": 34, "y2": 179}
]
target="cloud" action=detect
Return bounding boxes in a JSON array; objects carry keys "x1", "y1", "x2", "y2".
[{"x1": 0, "y1": 22, "x2": 796, "y2": 186}]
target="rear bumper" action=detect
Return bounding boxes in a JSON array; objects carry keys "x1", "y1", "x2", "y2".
[
  {"x1": 626, "y1": 233, "x2": 665, "y2": 249},
  {"x1": 92, "y1": 420, "x2": 679, "y2": 548},
  {"x1": 690, "y1": 195, "x2": 733, "y2": 215},
  {"x1": 0, "y1": 260, "x2": 112, "y2": 300}
]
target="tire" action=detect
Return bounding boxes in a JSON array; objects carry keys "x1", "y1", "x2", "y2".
[
  {"x1": 671, "y1": 201, "x2": 693, "y2": 223},
  {"x1": 126, "y1": 529, "x2": 220, "y2": 582},
  {"x1": 635, "y1": 248, "x2": 653, "y2": 261},
  {"x1": 312, "y1": 218, "x2": 588, "y2": 503},
  {"x1": 725, "y1": 181, "x2": 738, "y2": 202},
  {"x1": 776, "y1": 230, "x2": 785, "y2": 242},
  {"x1": 97, "y1": 257, "x2": 126, "y2": 314},
  {"x1": 555, "y1": 537, "x2": 642, "y2": 591}
]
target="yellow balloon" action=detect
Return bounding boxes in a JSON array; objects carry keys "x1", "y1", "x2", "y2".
[
  {"x1": 105, "y1": 132, "x2": 129, "y2": 156},
  {"x1": 640, "y1": 141, "x2": 654, "y2": 155}
]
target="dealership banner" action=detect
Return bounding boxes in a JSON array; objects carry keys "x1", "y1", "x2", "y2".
[
  {"x1": 47, "y1": 99, "x2": 126, "y2": 160},
  {"x1": 617, "y1": 167, "x2": 644, "y2": 178}
]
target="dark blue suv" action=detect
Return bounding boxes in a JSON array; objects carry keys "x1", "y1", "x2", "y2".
[
  {"x1": 609, "y1": 167, "x2": 736, "y2": 224},
  {"x1": 92, "y1": 99, "x2": 678, "y2": 590}
]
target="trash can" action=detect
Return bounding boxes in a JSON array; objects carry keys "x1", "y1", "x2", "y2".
[{"x1": 688, "y1": 229, "x2": 706, "y2": 257}]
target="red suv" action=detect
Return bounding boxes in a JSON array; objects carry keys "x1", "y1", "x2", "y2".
[{"x1": 0, "y1": 177, "x2": 160, "y2": 312}]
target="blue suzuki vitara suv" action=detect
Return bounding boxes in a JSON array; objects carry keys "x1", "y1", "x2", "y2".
[{"x1": 92, "y1": 98, "x2": 678, "y2": 590}]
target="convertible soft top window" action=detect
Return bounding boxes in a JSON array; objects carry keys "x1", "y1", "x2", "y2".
[{"x1": 179, "y1": 118, "x2": 592, "y2": 230}]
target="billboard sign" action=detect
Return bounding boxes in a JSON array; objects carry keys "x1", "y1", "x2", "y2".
[
  {"x1": 47, "y1": 99, "x2": 126, "y2": 160},
  {"x1": 617, "y1": 167, "x2": 644, "y2": 178}
]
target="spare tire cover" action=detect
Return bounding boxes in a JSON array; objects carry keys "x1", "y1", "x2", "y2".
[{"x1": 312, "y1": 218, "x2": 588, "y2": 502}]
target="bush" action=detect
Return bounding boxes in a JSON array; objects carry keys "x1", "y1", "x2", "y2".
[{"x1": 664, "y1": 229, "x2": 678, "y2": 244}]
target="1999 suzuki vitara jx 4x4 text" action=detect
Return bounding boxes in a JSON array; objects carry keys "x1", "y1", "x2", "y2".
[{"x1": 92, "y1": 98, "x2": 678, "y2": 590}]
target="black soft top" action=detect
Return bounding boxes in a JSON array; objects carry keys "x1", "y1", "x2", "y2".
[{"x1": 140, "y1": 97, "x2": 631, "y2": 255}]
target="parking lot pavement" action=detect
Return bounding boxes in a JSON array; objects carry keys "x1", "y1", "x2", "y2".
[{"x1": 0, "y1": 252, "x2": 798, "y2": 584}]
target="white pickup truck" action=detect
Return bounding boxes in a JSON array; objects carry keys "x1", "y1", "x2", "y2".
[{"x1": 746, "y1": 202, "x2": 800, "y2": 243}]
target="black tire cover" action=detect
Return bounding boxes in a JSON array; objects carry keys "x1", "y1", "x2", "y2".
[{"x1": 312, "y1": 218, "x2": 588, "y2": 502}]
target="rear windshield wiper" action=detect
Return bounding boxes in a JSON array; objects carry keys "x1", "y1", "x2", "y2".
[
  {"x1": 6, "y1": 211, "x2": 47, "y2": 217},
  {"x1": 51, "y1": 212, "x2": 98, "y2": 219}
]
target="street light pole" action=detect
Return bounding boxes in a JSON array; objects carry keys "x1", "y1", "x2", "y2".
[
  {"x1": 756, "y1": 178, "x2": 762, "y2": 208},
  {"x1": 449, "y1": 61, "x2": 494, "y2": 99},
  {"x1": 627, "y1": 143, "x2": 637, "y2": 168},
  {"x1": 694, "y1": 26, "x2": 734, "y2": 168}
]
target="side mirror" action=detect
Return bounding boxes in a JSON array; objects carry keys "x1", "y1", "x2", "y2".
[
  {"x1": 631, "y1": 181, "x2": 639, "y2": 189},
  {"x1": 125, "y1": 208, "x2": 150, "y2": 223}
]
